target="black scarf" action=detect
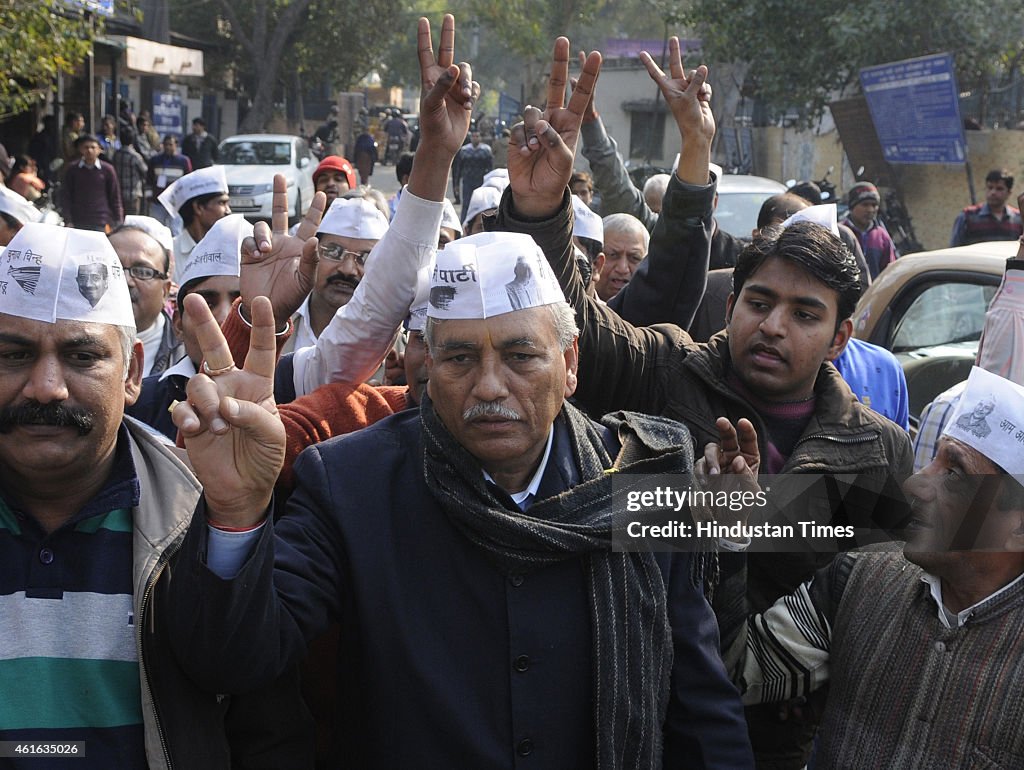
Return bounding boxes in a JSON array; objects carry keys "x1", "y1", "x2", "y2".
[{"x1": 420, "y1": 394, "x2": 697, "y2": 769}]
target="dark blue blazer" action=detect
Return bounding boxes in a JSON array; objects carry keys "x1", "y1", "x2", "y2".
[{"x1": 165, "y1": 409, "x2": 754, "y2": 769}]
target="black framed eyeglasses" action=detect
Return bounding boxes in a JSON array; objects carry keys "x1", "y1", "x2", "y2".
[
  {"x1": 317, "y1": 244, "x2": 371, "y2": 266},
  {"x1": 125, "y1": 265, "x2": 168, "y2": 281}
]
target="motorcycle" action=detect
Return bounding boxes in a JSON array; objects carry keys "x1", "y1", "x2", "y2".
[{"x1": 384, "y1": 134, "x2": 403, "y2": 166}]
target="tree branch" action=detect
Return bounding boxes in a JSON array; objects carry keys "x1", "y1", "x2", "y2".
[{"x1": 217, "y1": 0, "x2": 254, "y2": 54}]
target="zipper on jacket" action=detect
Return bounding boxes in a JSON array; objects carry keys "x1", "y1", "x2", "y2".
[
  {"x1": 793, "y1": 431, "x2": 879, "y2": 448},
  {"x1": 138, "y1": 533, "x2": 185, "y2": 770}
]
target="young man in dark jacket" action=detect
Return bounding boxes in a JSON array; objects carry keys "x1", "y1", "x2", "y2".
[{"x1": 493, "y1": 37, "x2": 912, "y2": 770}]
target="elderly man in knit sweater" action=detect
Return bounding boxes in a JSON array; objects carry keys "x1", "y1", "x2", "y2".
[{"x1": 718, "y1": 364, "x2": 1024, "y2": 769}]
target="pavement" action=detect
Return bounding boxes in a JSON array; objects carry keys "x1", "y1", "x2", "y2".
[{"x1": 363, "y1": 161, "x2": 402, "y2": 199}]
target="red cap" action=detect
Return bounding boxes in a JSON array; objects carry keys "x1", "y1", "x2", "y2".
[{"x1": 313, "y1": 155, "x2": 356, "y2": 190}]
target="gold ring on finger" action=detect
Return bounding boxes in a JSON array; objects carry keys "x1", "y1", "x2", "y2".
[{"x1": 202, "y1": 361, "x2": 237, "y2": 377}]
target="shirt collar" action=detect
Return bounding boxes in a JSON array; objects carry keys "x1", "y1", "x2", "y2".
[
  {"x1": 78, "y1": 158, "x2": 102, "y2": 170},
  {"x1": 921, "y1": 570, "x2": 1024, "y2": 628},
  {"x1": 159, "y1": 355, "x2": 198, "y2": 381},
  {"x1": 290, "y1": 296, "x2": 319, "y2": 350},
  {"x1": 978, "y1": 202, "x2": 1012, "y2": 220},
  {"x1": 482, "y1": 425, "x2": 555, "y2": 510}
]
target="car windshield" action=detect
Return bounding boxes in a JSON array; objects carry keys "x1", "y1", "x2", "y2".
[
  {"x1": 716, "y1": 191, "x2": 776, "y2": 237},
  {"x1": 891, "y1": 282, "x2": 998, "y2": 352},
  {"x1": 220, "y1": 141, "x2": 292, "y2": 166}
]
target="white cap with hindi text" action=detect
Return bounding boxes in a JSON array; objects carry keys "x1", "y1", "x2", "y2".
[
  {"x1": 781, "y1": 204, "x2": 840, "y2": 236},
  {"x1": 572, "y1": 194, "x2": 603, "y2": 243},
  {"x1": 0, "y1": 223, "x2": 135, "y2": 330},
  {"x1": 178, "y1": 213, "x2": 250, "y2": 290},
  {"x1": 440, "y1": 197, "x2": 463, "y2": 236},
  {"x1": 462, "y1": 185, "x2": 502, "y2": 231},
  {"x1": 483, "y1": 168, "x2": 509, "y2": 193},
  {"x1": 157, "y1": 166, "x2": 229, "y2": 225},
  {"x1": 427, "y1": 231, "x2": 566, "y2": 320},
  {"x1": 943, "y1": 366, "x2": 1024, "y2": 483},
  {"x1": 317, "y1": 198, "x2": 389, "y2": 240},
  {"x1": 121, "y1": 215, "x2": 174, "y2": 254}
]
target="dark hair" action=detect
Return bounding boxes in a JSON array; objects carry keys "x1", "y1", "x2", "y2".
[
  {"x1": 65, "y1": 111, "x2": 84, "y2": 126},
  {"x1": 192, "y1": 117, "x2": 206, "y2": 128},
  {"x1": 756, "y1": 193, "x2": 810, "y2": 231},
  {"x1": 176, "y1": 275, "x2": 213, "y2": 302},
  {"x1": 162, "y1": 134, "x2": 178, "y2": 144},
  {"x1": 732, "y1": 221, "x2": 861, "y2": 331},
  {"x1": 570, "y1": 170, "x2": 593, "y2": 191},
  {"x1": 74, "y1": 133, "x2": 100, "y2": 148},
  {"x1": 8, "y1": 154, "x2": 33, "y2": 181},
  {"x1": 119, "y1": 125, "x2": 136, "y2": 146},
  {"x1": 576, "y1": 235, "x2": 603, "y2": 263},
  {"x1": 0, "y1": 211, "x2": 20, "y2": 230},
  {"x1": 985, "y1": 169, "x2": 1014, "y2": 190},
  {"x1": 180, "y1": 191, "x2": 223, "y2": 227},
  {"x1": 395, "y1": 152, "x2": 414, "y2": 183},
  {"x1": 110, "y1": 223, "x2": 171, "y2": 273},
  {"x1": 787, "y1": 181, "x2": 822, "y2": 206}
]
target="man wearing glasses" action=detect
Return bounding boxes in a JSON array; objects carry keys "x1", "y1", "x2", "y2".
[
  {"x1": 109, "y1": 216, "x2": 182, "y2": 377},
  {"x1": 284, "y1": 197, "x2": 389, "y2": 352},
  {"x1": 126, "y1": 214, "x2": 250, "y2": 439}
]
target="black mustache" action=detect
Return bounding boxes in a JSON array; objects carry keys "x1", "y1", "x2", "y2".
[
  {"x1": 0, "y1": 401, "x2": 95, "y2": 435},
  {"x1": 326, "y1": 275, "x2": 359, "y2": 288}
]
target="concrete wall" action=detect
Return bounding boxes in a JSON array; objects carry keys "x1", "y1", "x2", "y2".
[
  {"x1": 746, "y1": 126, "x2": 1024, "y2": 251},
  {"x1": 574, "y1": 57, "x2": 1024, "y2": 252},
  {"x1": 898, "y1": 131, "x2": 1024, "y2": 250}
]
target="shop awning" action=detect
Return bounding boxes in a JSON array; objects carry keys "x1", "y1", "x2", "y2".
[{"x1": 109, "y1": 36, "x2": 204, "y2": 77}]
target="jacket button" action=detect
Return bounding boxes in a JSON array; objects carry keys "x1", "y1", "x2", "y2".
[
  {"x1": 513, "y1": 655, "x2": 530, "y2": 672},
  {"x1": 509, "y1": 574, "x2": 524, "y2": 587},
  {"x1": 934, "y1": 641, "x2": 946, "y2": 653},
  {"x1": 516, "y1": 738, "x2": 533, "y2": 756},
  {"x1": 39, "y1": 548, "x2": 54, "y2": 565}
]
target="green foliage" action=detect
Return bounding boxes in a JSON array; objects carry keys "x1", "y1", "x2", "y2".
[
  {"x1": 687, "y1": 0, "x2": 1024, "y2": 125},
  {"x1": 172, "y1": 0, "x2": 401, "y2": 130},
  {"x1": 0, "y1": 0, "x2": 96, "y2": 117},
  {"x1": 293, "y1": 0, "x2": 404, "y2": 89}
]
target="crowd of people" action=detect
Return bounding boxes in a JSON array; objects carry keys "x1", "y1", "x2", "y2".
[{"x1": 2, "y1": 13, "x2": 1024, "y2": 770}]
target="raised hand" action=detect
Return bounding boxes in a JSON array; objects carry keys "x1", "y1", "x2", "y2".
[
  {"x1": 239, "y1": 173, "x2": 325, "y2": 326},
  {"x1": 174, "y1": 294, "x2": 285, "y2": 527},
  {"x1": 572, "y1": 51, "x2": 598, "y2": 123},
  {"x1": 508, "y1": 38, "x2": 602, "y2": 217},
  {"x1": 417, "y1": 15, "x2": 477, "y2": 157},
  {"x1": 640, "y1": 38, "x2": 714, "y2": 145},
  {"x1": 692, "y1": 417, "x2": 761, "y2": 527},
  {"x1": 702, "y1": 417, "x2": 759, "y2": 477},
  {"x1": 639, "y1": 38, "x2": 714, "y2": 184}
]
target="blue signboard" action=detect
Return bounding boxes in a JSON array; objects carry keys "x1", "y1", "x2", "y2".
[
  {"x1": 859, "y1": 53, "x2": 967, "y2": 164},
  {"x1": 498, "y1": 92, "x2": 522, "y2": 127},
  {"x1": 152, "y1": 91, "x2": 184, "y2": 140},
  {"x1": 64, "y1": 0, "x2": 115, "y2": 16}
]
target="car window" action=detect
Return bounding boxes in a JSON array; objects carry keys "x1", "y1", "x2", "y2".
[
  {"x1": 715, "y1": 191, "x2": 776, "y2": 237},
  {"x1": 220, "y1": 141, "x2": 293, "y2": 166},
  {"x1": 891, "y1": 282, "x2": 998, "y2": 351}
]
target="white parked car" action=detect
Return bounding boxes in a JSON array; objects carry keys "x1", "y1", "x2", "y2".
[
  {"x1": 715, "y1": 174, "x2": 788, "y2": 237},
  {"x1": 219, "y1": 134, "x2": 315, "y2": 221}
]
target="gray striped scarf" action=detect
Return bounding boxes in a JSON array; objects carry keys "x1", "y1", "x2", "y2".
[{"x1": 420, "y1": 395, "x2": 696, "y2": 769}]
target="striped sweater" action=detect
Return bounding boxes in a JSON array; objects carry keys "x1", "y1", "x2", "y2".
[
  {"x1": 0, "y1": 431, "x2": 145, "y2": 766},
  {"x1": 722, "y1": 550, "x2": 1024, "y2": 769}
]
